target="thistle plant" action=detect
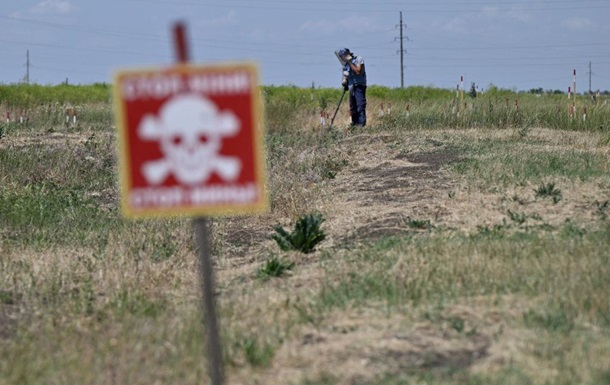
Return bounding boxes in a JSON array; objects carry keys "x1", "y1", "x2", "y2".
[{"x1": 271, "y1": 213, "x2": 326, "y2": 253}]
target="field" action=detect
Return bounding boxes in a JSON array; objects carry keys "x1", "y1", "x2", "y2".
[{"x1": 1, "y1": 83, "x2": 610, "y2": 385}]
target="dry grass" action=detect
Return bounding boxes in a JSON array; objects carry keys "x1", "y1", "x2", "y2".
[{"x1": 1, "y1": 101, "x2": 610, "y2": 384}]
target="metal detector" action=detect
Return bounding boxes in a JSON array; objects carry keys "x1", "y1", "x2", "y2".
[
  {"x1": 329, "y1": 49, "x2": 349, "y2": 128},
  {"x1": 329, "y1": 88, "x2": 347, "y2": 128}
]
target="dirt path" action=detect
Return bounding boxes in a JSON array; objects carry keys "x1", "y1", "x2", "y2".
[
  {"x1": 318, "y1": 129, "x2": 607, "y2": 248},
  {"x1": 321, "y1": 133, "x2": 459, "y2": 245}
]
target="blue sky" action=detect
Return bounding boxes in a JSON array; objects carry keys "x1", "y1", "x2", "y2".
[{"x1": 1, "y1": 0, "x2": 609, "y2": 92}]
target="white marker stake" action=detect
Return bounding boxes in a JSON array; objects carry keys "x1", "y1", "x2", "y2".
[
  {"x1": 380, "y1": 103, "x2": 384, "y2": 117},
  {"x1": 320, "y1": 111, "x2": 326, "y2": 126},
  {"x1": 387, "y1": 102, "x2": 392, "y2": 115},
  {"x1": 73, "y1": 108, "x2": 77, "y2": 126},
  {"x1": 573, "y1": 69, "x2": 577, "y2": 97},
  {"x1": 5, "y1": 111, "x2": 9, "y2": 124},
  {"x1": 66, "y1": 108, "x2": 70, "y2": 126}
]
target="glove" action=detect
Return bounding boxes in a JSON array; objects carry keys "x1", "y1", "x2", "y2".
[
  {"x1": 344, "y1": 54, "x2": 353, "y2": 61},
  {"x1": 342, "y1": 78, "x2": 349, "y2": 91}
]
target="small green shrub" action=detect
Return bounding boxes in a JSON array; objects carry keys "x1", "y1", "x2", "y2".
[
  {"x1": 476, "y1": 224, "x2": 507, "y2": 238},
  {"x1": 507, "y1": 210, "x2": 527, "y2": 225},
  {"x1": 0, "y1": 290, "x2": 16, "y2": 305},
  {"x1": 106, "y1": 289, "x2": 166, "y2": 318},
  {"x1": 595, "y1": 200, "x2": 609, "y2": 219},
  {"x1": 523, "y1": 308, "x2": 574, "y2": 333},
  {"x1": 257, "y1": 256, "x2": 294, "y2": 279},
  {"x1": 242, "y1": 337, "x2": 275, "y2": 367},
  {"x1": 272, "y1": 213, "x2": 326, "y2": 253},
  {"x1": 403, "y1": 217, "x2": 434, "y2": 230},
  {"x1": 535, "y1": 182, "x2": 562, "y2": 203},
  {"x1": 450, "y1": 316, "x2": 465, "y2": 333}
]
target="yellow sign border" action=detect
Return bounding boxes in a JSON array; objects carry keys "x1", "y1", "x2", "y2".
[{"x1": 113, "y1": 62, "x2": 268, "y2": 219}]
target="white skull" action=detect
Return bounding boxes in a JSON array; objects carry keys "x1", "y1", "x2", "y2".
[{"x1": 139, "y1": 93, "x2": 241, "y2": 185}]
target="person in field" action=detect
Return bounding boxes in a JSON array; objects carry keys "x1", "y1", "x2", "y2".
[{"x1": 339, "y1": 48, "x2": 367, "y2": 127}]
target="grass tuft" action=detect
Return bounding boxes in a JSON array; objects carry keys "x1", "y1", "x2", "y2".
[
  {"x1": 534, "y1": 182, "x2": 562, "y2": 203},
  {"x1": 257, "y1": 256, "x2": 295, "y2": 279}
]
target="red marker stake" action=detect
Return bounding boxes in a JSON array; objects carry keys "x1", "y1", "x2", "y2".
[{"x1": 173, "y1": 22, "x2": 225, "y2": 385}]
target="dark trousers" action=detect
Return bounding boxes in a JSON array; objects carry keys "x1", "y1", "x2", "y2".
[{"x1": 349, "y1": 85, "x2": 367, "y2": 126}]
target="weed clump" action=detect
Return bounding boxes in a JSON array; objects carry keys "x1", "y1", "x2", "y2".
[
  {"x1": 257, "y1": 256, "x2": 294, "y2": 279},
  {"x1": 535, "y1": 182, "x2": 562, "y2": 203},
  {"x1": 272, "y1": 213, "x2": 326, "y2": 253}
]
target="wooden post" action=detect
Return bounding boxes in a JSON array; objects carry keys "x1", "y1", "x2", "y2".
[{"x1": 173, "y1": 22, "x2": 225, "y2": 385}]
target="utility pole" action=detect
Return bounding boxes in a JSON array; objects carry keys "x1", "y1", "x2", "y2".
[
  {"x1": 587, "y1": 61, "x2": 593, "y2": 94},
  {"x1": 25, "y1": 50, "x2": 30, "y2": 84},
  {"x1": 395, "y1": 11, "x2": 408, "y2": 88}
]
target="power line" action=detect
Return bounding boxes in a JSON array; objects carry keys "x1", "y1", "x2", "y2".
[
  {"x1": 410, "y1": 43, "x2": 610, "y2": 52},
  {"x1": 124, "y1": 0, "x2": 610, "y2": 12}
]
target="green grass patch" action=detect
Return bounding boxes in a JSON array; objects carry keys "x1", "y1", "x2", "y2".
[
  {"x1": 316, "y1": 223, "x2": 610, "y2": 326},
  {"x1": 453, "y1": 146, "x2": 609, "y2": 187},
  {"x1": 0, "y1": 182, "x2": 116, "y2": 247}
]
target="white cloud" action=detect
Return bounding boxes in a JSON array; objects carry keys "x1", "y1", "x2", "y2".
[
  {"x1": 440, "y1": 17, "x2": 468, "y2": 34},
  {"x1": 563, "y1": 17, "x2": 599, "y2": 31},
  {"x1": 300, "y1": 15, "x2": 382, "y2": 35},
  {"x1": 507, "y1": 6, "x2": 532, "y2": 23},
  {"x1": 30, "y1": 0, "x2": 74, "y2": 15},
  {"x1": 338, "y1": 15, "x2": 379, "y2": 32},
  {"x1": 480, "y1": 6, "x2": 500, "y2": 18},
  {"x1": 197, "y1": 10, "x2": 238, "y2": 28},
  {"x1": 299, "y1": 20, "x2": 335, "y2": 35},
  {"x1": 478, "y1": 5, "x2": 531, "y2": 23}
]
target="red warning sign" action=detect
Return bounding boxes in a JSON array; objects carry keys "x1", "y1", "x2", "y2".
[{"x1": 113, "y1": 63, "x2": 267, "y2": 218}]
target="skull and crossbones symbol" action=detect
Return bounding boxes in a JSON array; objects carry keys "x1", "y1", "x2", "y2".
[{"x1": 138, "y1": 93, "x2": 241, "y2": 185}]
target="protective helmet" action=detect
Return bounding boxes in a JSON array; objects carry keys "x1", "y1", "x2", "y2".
[{"x1": 338, "y1": 48, "x2": 351, "y2": 58}]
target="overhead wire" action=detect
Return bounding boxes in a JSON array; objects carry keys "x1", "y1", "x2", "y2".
[
  {"x1": 1, "y1": 2, "x2": 608, "y2": 87},
  {"x1": 124, "y1": 0, "x2": 610, "y2": 13}
]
